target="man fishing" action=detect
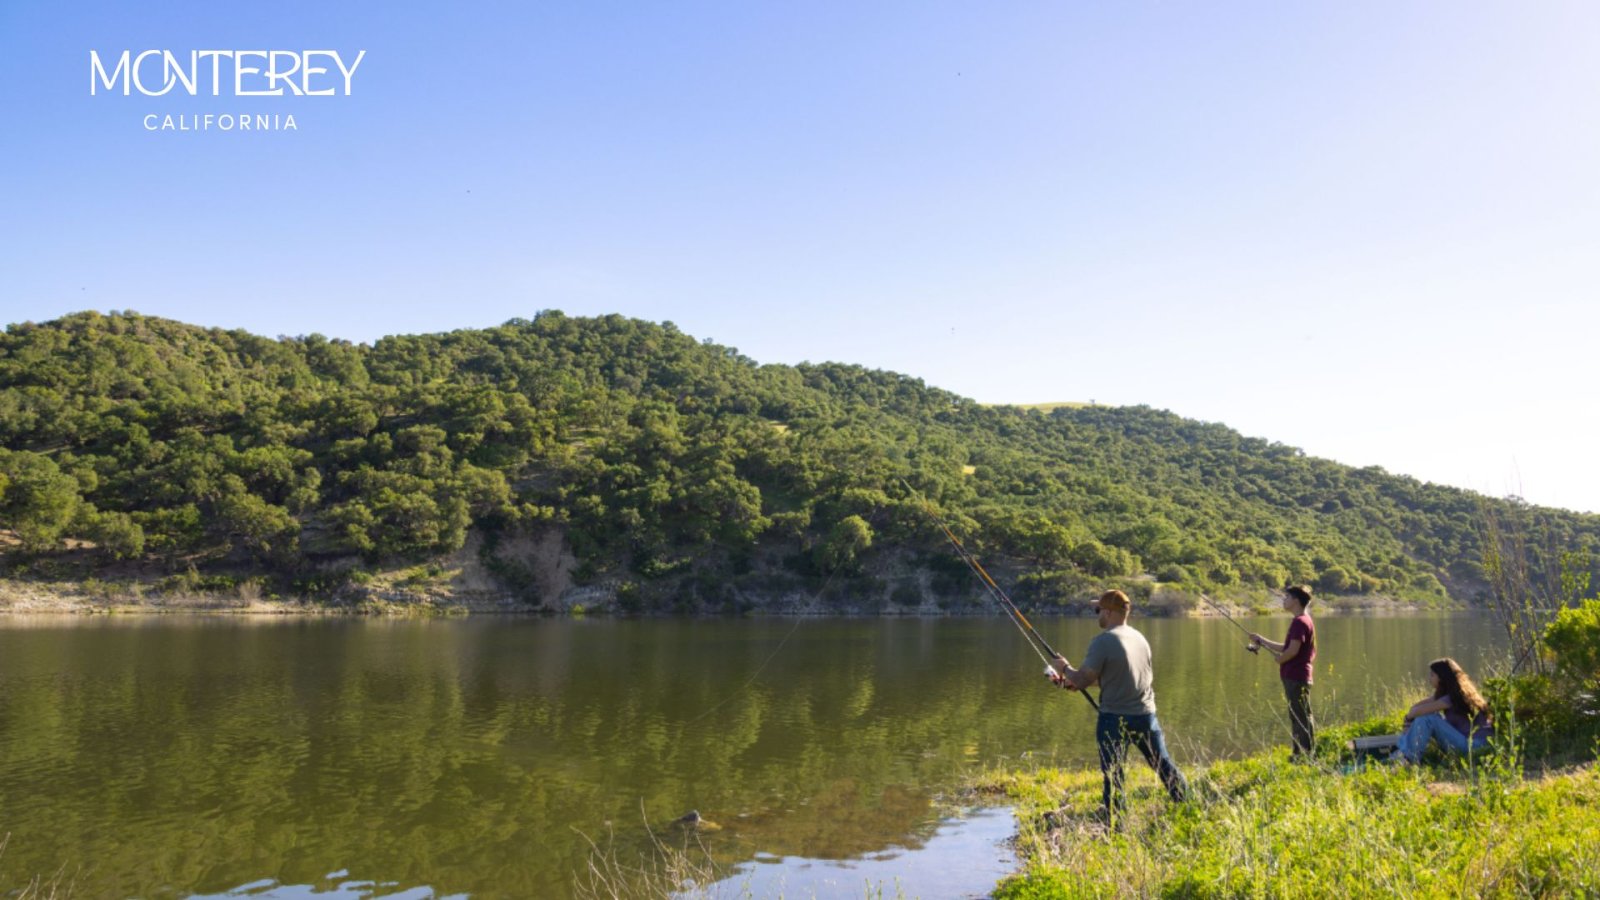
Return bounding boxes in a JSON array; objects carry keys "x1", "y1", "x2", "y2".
[
  {"x1": 1050, "y1": 589, "x2": 1189, "y2": 822},
  {"x1": 1249, "y1": 585, "x2": 1317, "y2": 761}
]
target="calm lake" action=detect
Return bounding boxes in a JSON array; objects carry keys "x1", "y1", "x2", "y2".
[{"x1": 0, "y1": 613, "x2": 1505, "y2": 898}]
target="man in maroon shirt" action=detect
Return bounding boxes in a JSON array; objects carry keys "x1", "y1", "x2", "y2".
[{"x1": 1249, "y1": 585, "x2": 1317, "y2": 760}]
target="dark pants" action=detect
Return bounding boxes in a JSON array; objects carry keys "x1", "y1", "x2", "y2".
[
  {"x1": 1282, "y1": 678, "x2": 1315, "y2": 758},
  {"x1": 1095, "y1": 712, "x2": 1188, "y2": 815}
]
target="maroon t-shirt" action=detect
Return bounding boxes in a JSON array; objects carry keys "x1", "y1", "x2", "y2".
[{"x1": 1279, "y1": 614, "x2": 1315, "y2": 683}]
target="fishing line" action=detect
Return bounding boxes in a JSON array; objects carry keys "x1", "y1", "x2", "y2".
[
  {"x1": 680, "y1": 618, "x2": 803, "y2": 727},
  {"x1": 897, "y1": 477, "x2": 1098, "y2": 711},
  {"x1": 1200, "y1": 593, "x2": 1260, "y2": 653},
  {"x1": 680, "y1": 510, "x2": 881, "y2": 727}
]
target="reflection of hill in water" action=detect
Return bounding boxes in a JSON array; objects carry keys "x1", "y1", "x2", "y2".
[{"x1": 0, "y1": 615, "x2": 1503, "y2": 897}]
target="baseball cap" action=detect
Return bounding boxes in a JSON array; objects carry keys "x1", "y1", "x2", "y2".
[{"x1": 1094, "y1": 589, "x2": 1131, "y2": 612}]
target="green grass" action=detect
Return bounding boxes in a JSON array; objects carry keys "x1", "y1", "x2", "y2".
[
  {"x1": 979, "y1": 715, "x2": 1600, "y2": 899},
  {"x1": 1002, "y1": 402, "x2": 1097, "y2": 411}
]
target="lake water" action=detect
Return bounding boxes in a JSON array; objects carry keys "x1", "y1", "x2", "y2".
[{"x1": 0, "y1": 613, "x2": 1505, "y2": 898}]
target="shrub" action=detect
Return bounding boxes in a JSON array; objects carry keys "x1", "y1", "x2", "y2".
[
  {"x1": 815, "y1": 514, "x2": 873, "y2": 573},
  {"x1": 1155, "y1": 563, "x2": 1191, "y2": 584},
  {"x1": 1544, "y1": 597, "x2": 1600, "y2": 690},
  {"x1": 1014, "y1": 568, "x2": 1093, "y2": 608},
  {"x1": 615, "y1": 581, "x2": 643, "y2": 614},
  {"x1": 1317, "y1": 566, "x2": 1353, "y2": 593},
  {"x1": 1482, "y1": 672, "x2": 1598, "y2": 764},
  {"x1": 891, "y1": 581, "x2": 923, "y2": 608},
  {"x1": 1070, "y1": 540, "x2": 1140, "y2": 578}
]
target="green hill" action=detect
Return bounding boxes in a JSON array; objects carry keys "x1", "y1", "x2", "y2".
[{"x1": 1, "y1": 310, "x2": 1595, "y2": 612}]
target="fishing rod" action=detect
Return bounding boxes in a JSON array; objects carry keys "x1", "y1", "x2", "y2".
[
  {"x1": 1509, "y1": 641, "x2": 1540, "y2": 675},
  {"x1": 898, "y1": 478, "x2": 1098, "y2": 711},
  {"x1": 1199, "y1": 593, "x2": 1260, "y2": 654}
]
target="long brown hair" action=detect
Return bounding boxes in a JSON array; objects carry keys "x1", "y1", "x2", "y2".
[{"x1": 1429, "y1": 657, "x2": 1488, "y2": 716}]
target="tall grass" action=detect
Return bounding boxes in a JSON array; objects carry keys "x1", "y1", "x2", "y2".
[
  {"x1": 1479, "y1": 504, "x2": 1595, "y2": 677},
  {"x1": 982, "y1": 707, "x2": 1600, "y2": 899},
  {"x1": 0, "y1": 834, "x2": 72, "y2": 899},
  {"x1": 572, "y1": 811, "x2": 725, "y2": 900},
  {"x1": 572, "y1": 809, "x2": 920, "y2": 899}
]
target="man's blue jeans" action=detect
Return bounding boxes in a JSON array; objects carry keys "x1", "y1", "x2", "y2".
[{"x1": 1096, "y1": 712, "x2": 1188, "y2": 814}]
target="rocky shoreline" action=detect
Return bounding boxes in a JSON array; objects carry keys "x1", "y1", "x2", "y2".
[{"x1": 0, "y1": 578, "x2": 1446, "y2": 617}]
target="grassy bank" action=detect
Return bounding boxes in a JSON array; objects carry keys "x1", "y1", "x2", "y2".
[{"x1": 979, "y1": 712, "x2": 1600, "y2": 899}]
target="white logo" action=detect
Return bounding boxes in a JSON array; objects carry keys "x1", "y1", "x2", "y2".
[{"x1": 90, "y1": 50, "x2": 366, "y2": 96}]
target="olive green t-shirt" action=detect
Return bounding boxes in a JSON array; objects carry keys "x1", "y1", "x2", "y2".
[{"x1": 1080, "y1": 624, "x2": 1157, "y2": 715}]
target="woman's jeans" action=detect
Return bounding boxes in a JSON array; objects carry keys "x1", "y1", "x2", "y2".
[
  {"x1": 1396, "y1": 712, "x2": 1491, "y2": 763},
  {"x1": 1096, "y1": 712, "x2": 1188, "y2": 814}
]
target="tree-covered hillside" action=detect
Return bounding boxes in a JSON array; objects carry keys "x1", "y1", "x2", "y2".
[{"x1": 1, "y1": 310, "x2": 1595, "y2": 611}]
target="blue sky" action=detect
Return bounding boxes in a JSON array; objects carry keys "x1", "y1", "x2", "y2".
[{"x1": 3, "y1": 2, "x2": 1598, "y2": 513}]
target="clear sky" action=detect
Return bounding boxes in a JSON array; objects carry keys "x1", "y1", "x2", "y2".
[{"x1": 3, "y1": 2, "x2": 1597, "y2": 513}]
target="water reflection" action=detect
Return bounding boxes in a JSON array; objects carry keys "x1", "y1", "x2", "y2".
[
  {"x1": 189, "y1": 872, "x2": 466, "y2": 899},
  {"x1": 704, "y1": 807, "x2": 1018, "y2": 900},
  {"x1": 0, "y1": 614, "x2": 1504, "y2": 897}
]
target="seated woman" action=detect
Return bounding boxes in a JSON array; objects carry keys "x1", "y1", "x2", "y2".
[{"x1": 1391, "y1": 657, "x2": 1494, "y2": 764}]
